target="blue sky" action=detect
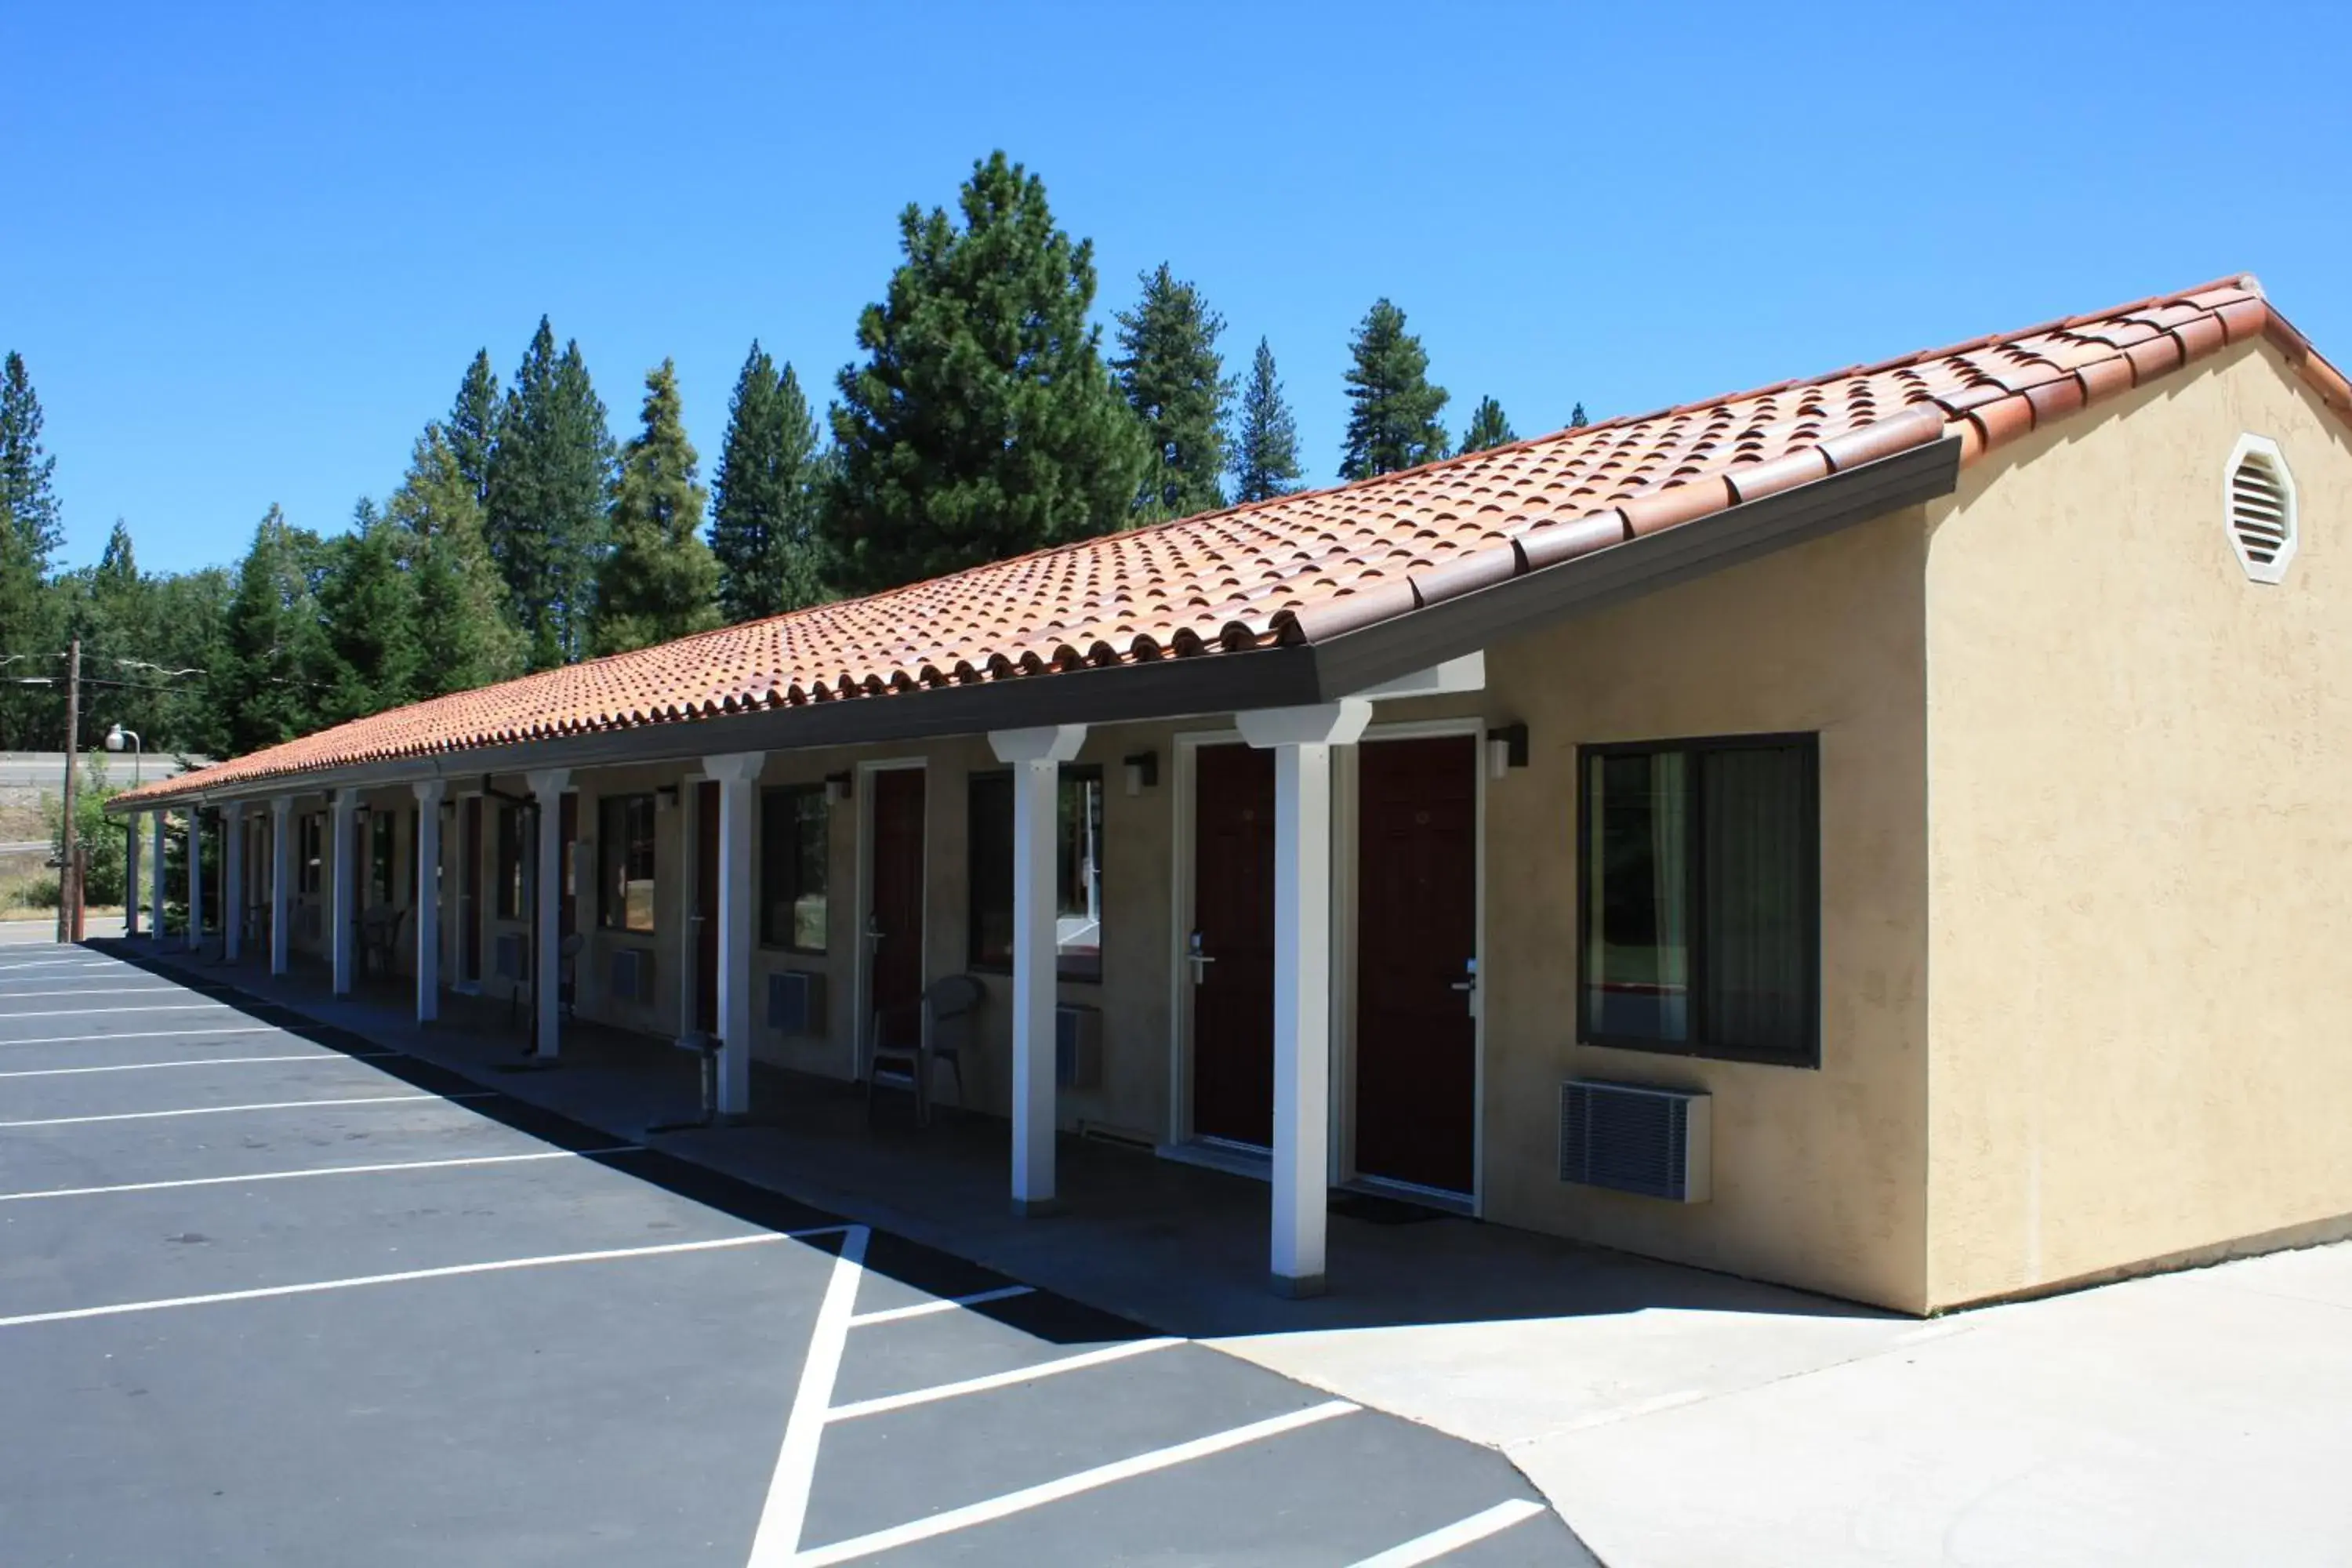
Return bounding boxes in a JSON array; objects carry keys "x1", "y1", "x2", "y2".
[{"x1": 5, "y1": 2, "x2": 2347, "y2": 576}]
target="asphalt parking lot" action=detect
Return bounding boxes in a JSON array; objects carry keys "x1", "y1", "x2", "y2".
[{"x1": 0, "y1": 932, "x2": 1585, "y2": 1566}]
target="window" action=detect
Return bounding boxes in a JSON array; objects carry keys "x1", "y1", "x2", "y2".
[
  {"x1": 598, "y1": 794, "x2": 658, "y2": 932},
  {"x1": 760, "y1": 785, "x2": 829, "y2": 951},
  {"x1": 1578, "y1": 735, "x2": 1818, "y2": 1067},
  {"x1": 299, "y1": 813, "x2": 324, "y2": 895},
  {"x1": 368, "y1": 811, "x2": 395, "y2": 907},
  {"x1": 968, "y1": 764, "x2": 1105, "y2": 980},
  {"x1": 495, "y1": 803, "x2": 523, "y2": 920}
]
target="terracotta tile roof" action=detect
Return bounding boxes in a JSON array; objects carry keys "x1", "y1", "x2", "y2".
[{"x1": 118, "y1": 274, "x2": 2348, "y2": 809}]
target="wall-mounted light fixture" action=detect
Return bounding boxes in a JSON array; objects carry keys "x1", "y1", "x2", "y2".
[
  {"x1": 653, "y1": 784, "x2": 680, "y2": 811},
  {"x1": 825, "y1": 771, "x2": 853, "y2": 805},
  {"x1": 1122, "y1": 750, "x2": 1160, "y2": 797},
  {"x1": 1486, "y1": 722, "x2": 1530, "y2": 780}
]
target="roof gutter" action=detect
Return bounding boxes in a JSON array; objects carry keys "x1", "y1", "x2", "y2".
[{"x1": 108, "y1": 436, "x2": 1962, "y2": 814}]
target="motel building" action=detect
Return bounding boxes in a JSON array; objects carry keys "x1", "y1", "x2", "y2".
[{"x1": 109, "y1": 275, "x2": 2352, "y2": 1315}]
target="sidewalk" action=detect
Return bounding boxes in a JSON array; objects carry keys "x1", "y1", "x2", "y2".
[{"x1": 102, "y1": 937, "x2": 2352, "y2": 1566}]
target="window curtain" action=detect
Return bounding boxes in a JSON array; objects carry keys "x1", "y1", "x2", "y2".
[{"x1": 1699, "y1": 746, "x2": 1811, "y2": 1057}]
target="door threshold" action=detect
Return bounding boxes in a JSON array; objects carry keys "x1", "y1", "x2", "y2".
[
  {"x1": 1338, "y1": 1174, "x2": 1475, "y2": 1218},
  {"x1": 1156, "y1": 1138, "x2": 1272, "y2": 1181}
]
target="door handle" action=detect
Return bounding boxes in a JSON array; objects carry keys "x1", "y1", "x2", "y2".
[{"x1": 1187, "y1": 931, "x2": 1214, "y2": 985}]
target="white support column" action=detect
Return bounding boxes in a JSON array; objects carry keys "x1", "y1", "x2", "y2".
[
  {"x1": 330, "y1": 791, "x2": 358, "y2": 995},
  {"x1": 702, "y1": 753, "x2": 764, "y2": 1116},
  {"x1": 989, "y1": 724, "x2": 1088, "y2": 1216},
  {"x1": 124, "y1": 815, "x2": 142, "y2": 939},
  {"x1": 149, "y1": 811, "x2": 166, "y2": 945},
  {"x1": 186, "y1": 804, "x2": 205, "y2": 953},
  {"x1": 412, "y1": 781, "x2": 445, "y2": 1022},
  {"x1": 1237, "y1": 699, "x2": 1370, "y2": 1298},
  {"x1": 525, "y1": 769, "x2": 570, "y2": 1059},
  {"x1": 221, "y1": 803, "x2": 245, "y2": 964},
  {"x1": 270, "y1": 798, "x2": 292, "y2": 975}
]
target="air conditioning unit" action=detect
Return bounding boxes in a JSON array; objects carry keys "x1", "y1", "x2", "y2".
[
  {"x1": 1559, "y1": 1080, "x2": 1711, "y2": 1203},
  {"x1": 493, "y1": 932, "x2": 526, "y2": 982},
  {"x1": 610, "y1": 946, "x2": 655, "y2": 1004},
  {"x1": 1056, "y1": 1004, "x2": 1102, "y2": 1090},
  {"x1": 768, "y1": 970, "x2": 826, "y2": 1036}
]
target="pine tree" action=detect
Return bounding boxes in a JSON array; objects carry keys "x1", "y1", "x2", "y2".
[
  {"x1": 448, "y1": 350, "x2": 500, "y2": 510},
  {"x1": 96, "y1": 519, "x2": 136, "y2": 588},
  {"x1": 0, "y1": 351, "x2": 62, "y2": 565},
  {"x1": 590, "y1": 361, "x2": 720, "y2": 655},
  {"x1": 1570, "y1": 402, "x2": 1588, "y2": 428},
  {"x1": 1458, "y1": 395, "x2": 1516, "y2": 453},
  {"x1": 824, "y1": 151, "x2": 1149, "y2": 593},
  {"x1": 1338, "y1": 299, "x2": 1450, "y2": 479},
  {"x1": 316, "y1": 500, "x2": 422, "y2": 724},
  {"x1": 1229, "y1": 339, "x2": 1303, "y2": 505},
  {"x1": 210, "y1": 506, "x2": 333, "y2": 754},
  {"x1": 1113, "y1": 263, "x2": 1231, "y2": 520},
  {"x1": 710, "y1": 343, "x2": 827, "y2": 622},
  {"x1": 485, "y1": 318, "x2": 613, "y2": 667},
  {"x1": 386, "y1": 423, "x2": 526, "y2": 694}
]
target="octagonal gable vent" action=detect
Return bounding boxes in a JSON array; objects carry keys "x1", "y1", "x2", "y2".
[{"x1": 2226, "y1": 434, "x2": 2297, "y2": 584}]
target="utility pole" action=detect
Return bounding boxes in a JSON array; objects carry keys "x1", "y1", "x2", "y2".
[{"x1": 56, "y1": 637, "x2": 82, "y2": 945}]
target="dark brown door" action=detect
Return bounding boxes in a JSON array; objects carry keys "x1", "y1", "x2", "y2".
[
  {"x1": 695, "y1": 780, "x2": 720, "y2": 1034},
  {"x1": 867, "y1": 769, "x2": 927, "y2": 1033},
  {"x1": 1354, "y1": 735, "x2": 1479, "y2": 1194},
  {"x1": 1192, "y1": 744, "x2": 1276, "y2": 1147},
  {"x1": 558, "y1": 792, "x2": 579, "y2": 937},
  {"x1": 461, "y1": 797, "x2": 482, "y2": 982}
]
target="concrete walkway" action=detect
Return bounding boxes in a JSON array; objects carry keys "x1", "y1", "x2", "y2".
[{"x1": 95, "y1": 936, "x2": 2352, "y2": 1566}]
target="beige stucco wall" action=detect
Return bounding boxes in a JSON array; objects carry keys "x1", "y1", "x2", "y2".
[
  {"x1": 1468, "y1": 506, "x2": 1935, "y2": 1312},
  {"x1": 1922, "y1": 339, "x2": 2352, "y2": 1308}
]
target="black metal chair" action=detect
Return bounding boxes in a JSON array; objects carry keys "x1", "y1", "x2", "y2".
[{"x1": 868, "y1": 974, "x2": 984, "y2": 1126}]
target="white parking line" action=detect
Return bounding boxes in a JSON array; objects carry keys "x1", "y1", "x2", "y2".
[
  {"x1": 1344, "y1": 1500, "x2": 1549, "y2": 1566},
  {"x1": 824, "y1": 1336, "x2": 1183, "y2": 1422},
  {"x1": 0, "y1": 986, "x2": 181, "y2": 1000},
  {"x1": 747, "y1": 1225, "x2": 871, "y2": 1566},
  {"x1": 789, "y1": 1401, "x2": 1359, "y2": 1567},
  {"x1": 0, "y1": 1003, "x2": 232, "y2": 1020},
  {"x1": 0, "y1": 1145, "x2": 644, "y2": 1203},
  {"x1": 848, "y1": 1283, "x2": 1036, "y2": 1327},
  {"x1": 0, "y1": 1026, "x2": 280, "y2": 1050},
  {"x1": 0, "y1": 1090, "x2": 495, "y2": 1128},
  {"x1": 0, "y1": 1052, "x2": 394, "y2": 1079},
  {"x1": 0, "y1": 1232, "x2": 797, "y2": 1328}
]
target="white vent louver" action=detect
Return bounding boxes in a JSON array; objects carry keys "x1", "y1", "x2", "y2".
[{"x1": 2226, "y1": 434, "x2": 2297, "y2": 584}]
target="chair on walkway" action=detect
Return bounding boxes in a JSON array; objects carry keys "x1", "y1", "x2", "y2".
[
  {"x1": 509, "y1": 931, "x2": 586, "y2": 1029},
  {"x1": 359, "y1": 906, "x2": 404, "y2": 979},
  {"x1": 868, "y1": 974, "x2": 984, "y2": 1126}
]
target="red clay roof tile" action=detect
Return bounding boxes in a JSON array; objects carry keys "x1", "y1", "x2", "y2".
[{"x1": 117, "y1": 275, "x2": 2347, "y2": 809}]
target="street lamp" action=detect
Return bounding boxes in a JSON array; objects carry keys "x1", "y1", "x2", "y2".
[{"x1": 104, "y1": 723, "x2": 142, "y2": 786}]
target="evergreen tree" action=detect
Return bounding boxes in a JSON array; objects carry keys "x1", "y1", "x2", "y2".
[
  {"x1": 210, "y1": 506, "x2": 332, "y2": 754},
  {"x1": 448, "y1": 350, "x2": 500, "y2": 509},
  {"x1": 1229, "y1": 339, "x2": 1303, "y2": 504},
  {"x1": 95, "y1": 519, "x2": 136, "y2": 589},
  {"x1": 1338, "y1": 299, "x2": 1450, "y2": 479},
  {"x1": 824, "y1": 151, "x2": 1148, "y2": 593},
  {"x1": 1112, "y1": 263, "x2": 1231, "y2": 520},
  {"x1": 710, "y1": 343, "x2": 827, "y2": 622},
  {"x1": 1570, "y1": 402, "x2": 1588, "y2": 428},
  {"x1": 1458, "y1": 395, "x2": 1516, "y2": 453},
  {"x1": 0, "y1": 351, "x2": 61, "y2": 565},
  {"x1": 386, "y1": 423, "x2": 526, "y2": 694},
  {"x1": 590, "y1": 361, "x2": 720, "y2": 655},
  {"x1": 0, "y1": 492, "x2": 41, "y2": 749},
  {"x1": 316, "y1": 500, "x2": 421, "y2": 724},
  {"x1": 485, "y1": 318, "x2": 613, "y2": 667}
]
